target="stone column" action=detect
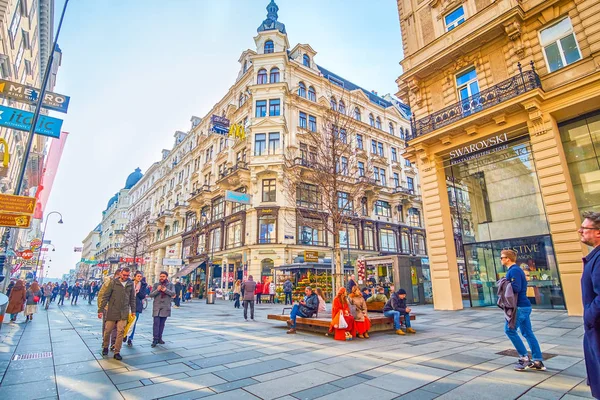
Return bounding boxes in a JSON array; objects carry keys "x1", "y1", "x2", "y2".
[
  {"x1": 527, "y1": 109, "x2": 587, "y2": 316},
  {"x1": 416, "y1": 152, "x2": 464, "y2": 311}
]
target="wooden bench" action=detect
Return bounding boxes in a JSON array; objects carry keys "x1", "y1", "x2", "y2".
[
  {"x1": 267, "y1": 312, "x2": 415, "y2": 333},
  {"x1": 366, "y1": 301, "x2": 385, "y2": 312}
]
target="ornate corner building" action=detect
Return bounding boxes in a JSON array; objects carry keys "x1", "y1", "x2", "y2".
[
  {"x1": 124, "y1": 1, "x2": 428, "y2": 297},
  {"x1": 396, "y1": 0, "x2": 600, "y2": 315}
]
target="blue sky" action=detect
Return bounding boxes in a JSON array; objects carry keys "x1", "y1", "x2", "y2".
[{"x1": 43, "y1": 0, "x2": 404, "y2": 278}]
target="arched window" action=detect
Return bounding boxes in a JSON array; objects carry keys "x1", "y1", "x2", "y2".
[
  {"x1": 389, "y1": 122, "x2": 394, "y2": 135},
  {"x1": 298, "y1": 82, "x2": 306, "y2": 97},
  {"x1": 354, "y1": 107, "x2": 361, "y2": 121},
  {"x1": 399, "y1": 127, "x2": 405, "y2": 140},
  {"x1": 330, "y1": 97, "x2": 337, "y2": 111},
  {"x1": 303, "y1": 54, "x2": 310, "y2": 67},
  {"x1": 369, "y1": 114, "x2": 375, "y2": 127},
  {"x1": 239, "y1": 93, "x2": 245, "y2": 107},
  {"x1": 270, "y1": 67, "x2": 280, "y2": 83},
  {"x1": 257, "y1": 69, "x2": 267, "y2": 84},
  {"x1": 264, "y1": 40, "x2": 274, "y2": 54},
  {"x1": 308, "y1": 86, "x2": 316, "y2": 101},
  {"x1": 243, "y1": 61, "x2": 248, "y2": 73},
  {"x1": 338, "y1": 100, "x2": 346, "y2": 114},
  {"x1": 376, "y1": 117, "x2": 382, "y2": 130}
]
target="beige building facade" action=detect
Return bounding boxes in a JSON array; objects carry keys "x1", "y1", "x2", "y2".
[
  {"x1": 126, "y1": 1, "x2": 428, "y2": 298},
  {"x1": 396, "y1": 0, "x2": 600, "y2": 315}
]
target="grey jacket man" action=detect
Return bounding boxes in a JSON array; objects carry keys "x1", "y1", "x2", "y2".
[
  {"x1": 98, "y1": 278, "x2": 136, "y2": 321},
  {"x1": 497, "y1": 277, "x2": 517, "y2": 330},
  {"x1": 241, "y1": 279, "x2": 257, "y2": 301},
  {"x1": 149, "y1": 281, "x2": 175, "y2": 317}
]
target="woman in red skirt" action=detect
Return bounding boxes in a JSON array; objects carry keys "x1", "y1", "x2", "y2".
[
  {"x1": 349, "y1": 285, "x2": 371, "y2": 338},
  {"x1": 329, "y1": 288, "x2": 356, "y2": 340}
]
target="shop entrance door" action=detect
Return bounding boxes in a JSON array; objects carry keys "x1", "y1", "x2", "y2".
[{"x1": 464, "y1": 242, "x2": 497, "y2": 306}]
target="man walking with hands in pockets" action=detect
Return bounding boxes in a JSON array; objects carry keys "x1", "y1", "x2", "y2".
[{"x1": 98, "y1": 267, "x2": 136, "y2": 361}]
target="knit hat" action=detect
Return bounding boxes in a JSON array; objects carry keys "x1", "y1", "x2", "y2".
[{"x1": 397, "y1": 288, "x2": 407, "y2": 295}]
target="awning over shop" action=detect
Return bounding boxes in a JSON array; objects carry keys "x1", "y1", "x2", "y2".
[
  {"x1": 275, "y1": 263, "x2": 354, "y2": 272},
  {"x1": 173, "y1": 261, "x2": 204, "y2": 278}
]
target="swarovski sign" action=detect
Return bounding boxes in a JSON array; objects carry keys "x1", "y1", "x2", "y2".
[{"x1": 449, "y1": 133, "x2": 509, "y2": 159}]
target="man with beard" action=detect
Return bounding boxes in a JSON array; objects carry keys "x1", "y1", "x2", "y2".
[{"x1": 149, "y1": 271, "x2": 175, "y2": 347}]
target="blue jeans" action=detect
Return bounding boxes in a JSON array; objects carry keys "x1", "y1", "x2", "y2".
[
  {"x1": 504, "y1": 306, "x2": 543, "y2": 361},
  {"x1": 284, "y1": 292, "x2": 293, "y2": 305},
  {"x1": 384, "y1": 310, "x2": 411, "y2": 330},
  {"x1": 128, "y1": 312, "x2": 141, "y2": 340}
]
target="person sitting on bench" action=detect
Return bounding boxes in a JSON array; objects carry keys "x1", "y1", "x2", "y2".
[
  {"x1": 367, "y1": 286, "x2": 388, "y2": 303},
  {"x1": 383, "y1": 288, "x2": 416, "y2": 335},
  {"x1": 287, "y1": 286, "x2": 319, "y2": 334}
]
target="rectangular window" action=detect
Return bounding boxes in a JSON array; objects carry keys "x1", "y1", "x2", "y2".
[
  {"x1": 308, "y1": 115, "x2": 317, "y2": 132},
  {"x1": 226, "y1": 220, "x2": 243, "y2": 249},
  {"x1": 339, "y1": 128, "x2": 347, "y2": 143},
  {"x1": 258, "y1": 215, "x2": 276, "y2": 244},
  {"x1": 374, "y1": 200, "x2": 391, "y2": 217},
  {"x1": 358, "y1": 161, "x2": 365, "y2": 177},
  {"x1": 9, "y1": 6, "x2": 21, "y2": 44},
  {"x1": 408, "y1": 208, "x2": 421, "y2": 227},
  {"x1": 254, "y1": 133, "x2": 266, "y2": 155},
  {"x1": 393, "y1": 172, "x2": 400, "y2": 188},
  {"x1": 296, "y1": 183, "x2": 320, "y2": 209},
  {"x1": 405, "y1": 159, "x2": 412, "y2": 167},
  {"x1": 299, "y1": 112, "x2": 307, "y2": 129},
  {"x1": 364, "y1": 227, "x2": 375, "y2": 250},
  {"x1": 540, "y1": 18, "x2": 582, "y2": 73},
  {"x1": 341, "y1": 156, "x2": 348, "y2": 175},
  {"x1": 445, "y1": 6, "x2": 465, "y2": 31},
  {"x1": 374, "y1": 168, "x2": 380, "y2": 182},
  {"x1": 262, "y1": 179, "x2": 276, "y2": 202},
  {"x1": 339, "y1": 226, "x2": 358, "y2": 249},
  {"x1": 210, "y1": 227, "x2": 221, "y2": 252},
  {"x1": 269, "y1": 99, "x2": 280, "y2": 116},
  {"x1": 456, "y1": 67, "x2": 480, "y2": 103},
  {"x1": 299, "y1": 142, "x2": 308, "y2": 162},
  {"x1": 391, "y1": 147, "x2": 397, "y2": 162},
  {"x1": 268, "y1": 132, "x2": 280, "y2": 154},
  {"x1": 298, "y1": 218, "x2": 325, "y2": 246},
  {"x1": 256, "y1": 100, "x2": 267, "y2": 117},
  {"x1": 379, "y1": 229, "x2": 398, "y2": 252},
  {"x1": 371, "y1": 140, "x2": 377, "y2": 154},
  {"x1": 212, "y1": 197, "x2": 225, "y2": 220},
  {"x1": 380, "y1": 169, "x2": 387, "y2": 186},
  {"x1": 14, "y1": 40, "x2": 24, "y2": 75},
  {"x1": 407, "y1": 177, "x2": 414, "y2": 193},
  {"x1": 357, "y1": 134, "x2": 363, "y2": 150},
  {"x1": 378, "y1": 142, "x2": 384, "y2": 157},
  {"x1": 337, "y1": 191, "x2": 353, "y2": 214}
]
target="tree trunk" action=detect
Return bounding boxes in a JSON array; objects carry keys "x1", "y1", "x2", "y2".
[{"x1": 334, "y1": 244, "x2": 343, "y2": 295}]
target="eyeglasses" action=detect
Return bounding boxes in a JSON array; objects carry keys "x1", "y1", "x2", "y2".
[{"x1": 579, "y1": 226, "x2": 600, "y2": 231}]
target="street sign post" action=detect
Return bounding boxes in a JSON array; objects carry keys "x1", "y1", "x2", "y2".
[
  {"x1": 0, "y1": 80, "x2": 70, "y2": 113},
  {"x1": 0, "y1": 213, "x2": 31, "y2": 228},
  {"x1": 0, "y1": 193, "x2": 36, "y2": 214}
]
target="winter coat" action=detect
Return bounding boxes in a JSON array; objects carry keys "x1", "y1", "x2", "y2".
[
  {"x1": 581, "y1": 245, "x2": 600, "y2": 399},
  {"x1": 135, "y1": 281, "x2": 148, "y2": 313},
  {"x1": 52, "y1": 286, "x2": 59, "y2": 295},
  {"x1": 255, "y1": 282, "x2": 263, "y2": 295},
  {"x1": 6, "y1": 285, "x2": 26, "y2": 314},
  {"x1": 496, "y1": 277, "x2": 517, "y2": 330},
  {"x1": 233, "y1": 283, "x2": 241, "y2": 295},
  {"x1": 43, "y1": 285, "x2": 52, "y2": 297},
  {"x1": 283, "y1": 280, "x2": 293, "y2": 293},
  {"x1": 174, "y1": 282, "x2": 183, "y2": 295},
  {"x1": 26, "y1": 289, "x2": 42, "y2": 305},
  {"x1": 242, "y1": 280, "x2": 256, "y2": 301},
  {"x1": 383, "y1": 293, "x2": 407, "y2": 313},
  {"x1": 72, "y1": 286, "x2": 81, "y2": 296},
  {"x1": 367, "y1": 293, "x2": 388, "y2": 303},
  {"x1": 297, "y1": 293, "x2": 319, "y2": 318},
  {"x1": 149, "y1": 280, "x2": 175, "y2": 317},
  {"x1": 349, "y1": 295, "x2": 368, "y2": 322},
  {"x1": 59, "y1": 284, "x2": 68, "y2": 296},
  {"x1": 269, "y1": 282, "x2": 276, "y2": 295},
  {"x1": 98, "y1": 278, "x2": 136, "y2": 321}
]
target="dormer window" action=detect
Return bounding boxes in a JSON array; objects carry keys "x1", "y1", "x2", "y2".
[
  {"x1": 243, "y1": 60, "x2": 248, "y2": 73},
  {"x1": 257, "y1": 68, "x2": 268, "y2": 84},
  {"x1": 264, "y1": 40, "x2": 274, "y2": 54},
  {"x1": 303, "y1": 54, "x2": 310, "y2": 67},
  {"x1": 270, "y1": 67, "x2": 280, "y2": 83}
]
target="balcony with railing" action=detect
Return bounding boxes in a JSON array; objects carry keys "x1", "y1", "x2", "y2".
[
  {"x1": 409, "y1": 63, "x2": 542, "y2": 140},
  {"x1": 216, "y1": 161, "x2": 250, "y2": 189}
]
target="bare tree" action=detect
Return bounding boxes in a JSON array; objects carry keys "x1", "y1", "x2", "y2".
[
  {"x1": 120, "y1": 211, "x2": 151, "y2": 268},
  {"x1": 283, "y1": 87, "x2": 375, "y2": 294}
]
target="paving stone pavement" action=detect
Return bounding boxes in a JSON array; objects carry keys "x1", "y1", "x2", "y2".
[{"x1": 0, "y1": 297, "x2": 594, "y2": 399}]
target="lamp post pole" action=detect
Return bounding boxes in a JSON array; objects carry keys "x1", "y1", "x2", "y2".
[{"x1": 34, "y1": 212, "x2": 63, "y2": 281}]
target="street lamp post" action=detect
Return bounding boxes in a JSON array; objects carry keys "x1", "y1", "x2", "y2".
[
  {"x1": 201, "y1": 212, "x2": 212, "y2": 303},
  {"x1": 34, "y1": 212, "x2": 63, "y2": 281}
]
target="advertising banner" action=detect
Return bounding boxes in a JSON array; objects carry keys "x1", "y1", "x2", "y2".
[
  {"x1": 0, "y1": 79, "x2": 70, "y2": 113},
  {"x1": 34, "y1": 132, "x2": 69, "y2": 219},
  {"x1": 0, "y1": 105, "x2": 63, "y2": 138}
]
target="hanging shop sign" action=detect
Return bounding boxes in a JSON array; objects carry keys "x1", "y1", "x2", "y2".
[
  {"x1": 224, "y1": 190, "x2": 251, "y2": 205},
  {"x1": 210, "y1": 115, "x2": 230, "y2": 135},
  {"x1": 0, "y1": 213, "x2": 31, "y2": 228},
  {"x1": 304, "y1": 250, "x2": 319, "y2": 263},
  {"x1": 228, "y1": 124, "x2": 246, "y2": 140},
  {"x1": 163, "y1": 258, "x2": 183, "y2": 266},
  {"x1": 0, "y1": 79, "x2": 70, "y2": 113},
  {"x1": 119, "y1": 257, "x2": 145, "y2": 263},
  {"x1": 30, "y1": 238, "x2": 42, "y2": 250},
  {"x1": 0, "y1": 105, "x2": 63, "y2": 138},
  {"x1": 0, "y1": 193, "x2": 36, "y2": 214},
  {"x1": 0, "y1": 138, "x2": 9, "y2": 172},
  {"x1": 21, "y1": 249, "x2": 34, "y2": 260}
]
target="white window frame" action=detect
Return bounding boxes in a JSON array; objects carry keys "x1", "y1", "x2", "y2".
[
  {"x1": 444, "y1": 6, "x2": 465, "y2": 32},
  {"x1": 455, "y1": 66, "x2": 479, "y2": 101},
  {"x1": 539, "y1": 17, "x2": 582, "y2": 73}
]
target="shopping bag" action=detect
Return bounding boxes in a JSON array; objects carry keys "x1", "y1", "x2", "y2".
[
  {"x1": 124, "y1": 314, "x2": 137, "y2": 336},
  {"x1": 338, "y1": 311, "x2": 348, "y2": 329}
]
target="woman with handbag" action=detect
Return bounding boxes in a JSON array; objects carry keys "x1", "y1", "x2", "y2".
[
  {"x1": 349, "y1": 285, "x2": 371, "y2": 338},
  {"x1": 24, "y1": 282, "x2": 42, "y2": 321},
  {"x1": 7, "y1": 280, "x2": 26, "y2": 322},
  {"x1": 329, "y1": 287, "x2": 356, "y2": 341}
]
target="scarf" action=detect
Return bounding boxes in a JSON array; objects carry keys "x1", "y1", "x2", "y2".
[{"x1": 134, "y1": 281, "x2": 141, "y2": 295}]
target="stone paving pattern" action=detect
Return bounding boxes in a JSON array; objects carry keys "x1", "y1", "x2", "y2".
[{"x1": 0, "y1": 298, "x2": 594, "y2": 399}]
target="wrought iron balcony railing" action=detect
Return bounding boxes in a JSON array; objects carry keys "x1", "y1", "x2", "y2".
[{"x1": 409, "y1": 62, "x2": 542, "y2": 140}]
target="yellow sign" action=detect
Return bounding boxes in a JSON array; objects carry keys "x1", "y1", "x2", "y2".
[
  {"x1": 304, "y1": 250, "x2": 319, "y2": 263},
  {"x1": 228, "y1": 124, "x2": 246, "y2": 140},
  {"x1": 0, "y1": 213, "x2": 32, "y2": 228},
  {"x1": 0, "y1": 138, "x2": 10, "y2": 168},
  {"x1": 0, "y1": 193, "x2": 36, "y2": 214}
]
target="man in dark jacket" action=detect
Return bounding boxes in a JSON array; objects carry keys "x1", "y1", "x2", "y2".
[
  {"x1": 287, "y1": 286, "x2": 319, "y2": 334},
  {"x1": 580, "y1": 211, "x2": 600, "y2": 398},
  {"x1": 125, "y1": 271, "x2": 147, "y2": 347},
  {"x1": 58, "y1": 282, "x2": 68, "y2": 305},
  {"x1": 383, "y1": 288, "x2": 415, "y2": 335},
  {"x1": 241, "y1": 276, "x2": 257, "y2": 321},
  {"x1": 346, "y1": 274, "x2": 357, "y2": 294},
  {"x1": 502, "y1": 249, "x2": 545, "y2": 372},
  {"x1": 149, "y1": 271, "x2": 175, "y2": 347},
  {"x1": 174, "y1": 280, "x2": 182, "y2": 308},
  {"x1": 98, "y1": 267, "x2": 135, "y2": 360},
  {"x1": 283, "y1": 279, "x2": 293, "y2": 305},
  {"x1": 71, "y1": 282, "x2": 81, "y2": 305}
]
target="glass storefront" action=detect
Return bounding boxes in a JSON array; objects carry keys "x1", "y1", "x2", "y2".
[
  {"x1": 445, "y1": 132, "x2": 565, "y2": 309},
  {"x1": 559, "y1": 111, "x2": 600, "y2": 215}
]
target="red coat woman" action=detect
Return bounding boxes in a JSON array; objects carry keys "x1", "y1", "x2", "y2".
[
  {"x1": 7, "y1": 280, "x2": 26, "y2": 322},
  {"x1": 329, "y1": 288, "x2": 356, "y2": 340},
  {"x1": 255, "y1": 281, "x2": 263, "y2": 304}
]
